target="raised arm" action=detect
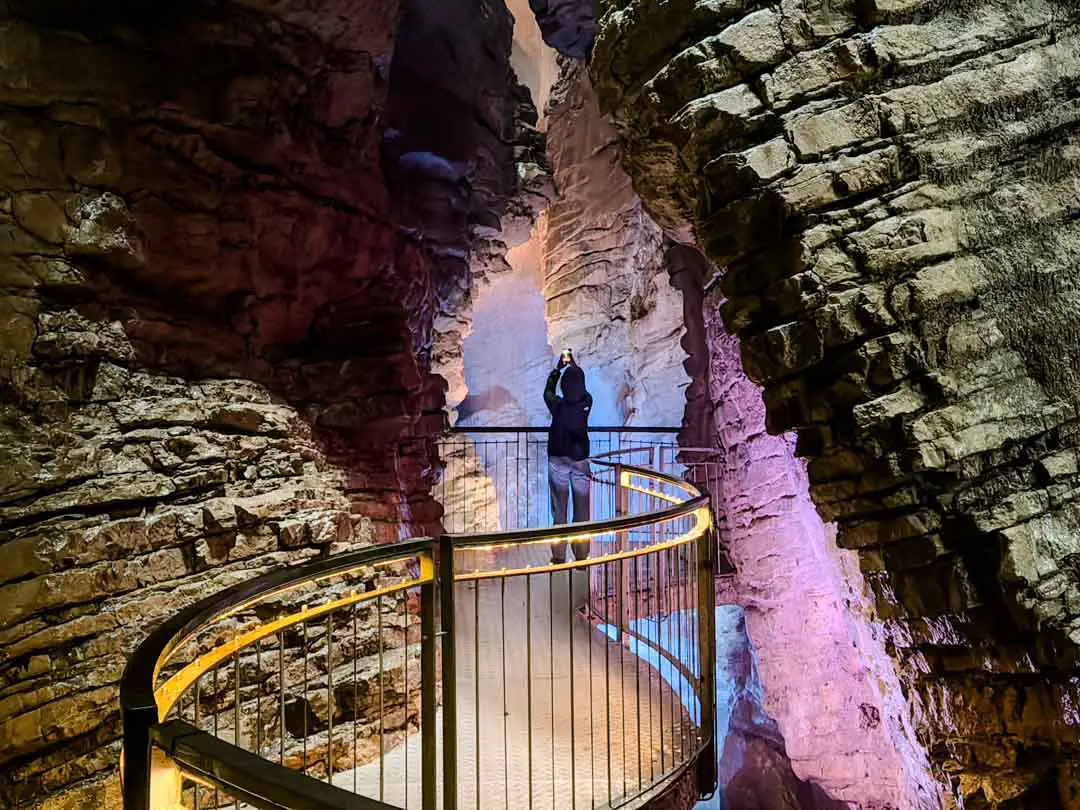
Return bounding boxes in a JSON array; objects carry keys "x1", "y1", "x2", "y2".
[{"x1": 544, "y1": 367, "x2": 561, "y2": 414}]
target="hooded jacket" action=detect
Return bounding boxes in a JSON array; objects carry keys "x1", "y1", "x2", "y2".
[{"x1": 544, "y1": 364, "x2": 592, "y2": 460}]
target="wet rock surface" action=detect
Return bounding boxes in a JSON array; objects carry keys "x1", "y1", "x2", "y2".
[{"x1": 591, "y1": 0, "x2": 1080, "y2": 805}]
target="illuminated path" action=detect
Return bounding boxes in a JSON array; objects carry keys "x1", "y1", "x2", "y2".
[{"x1": 339, "y1": 543, "x2": 695, "y2": 810}]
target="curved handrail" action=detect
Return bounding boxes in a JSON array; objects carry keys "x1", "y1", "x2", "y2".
[
  {"x1": 449, "y1": 492, "x2": 708, "y2": 547},
  {"x1": 153, "y1": 720, "x2": 395, "y2": 810},
  {"x1": 120, "y1": 444, "x2": 716, "y2": 810},
  {"x1": 121, "y1": 537, "x2": 435, "y2": 721}
]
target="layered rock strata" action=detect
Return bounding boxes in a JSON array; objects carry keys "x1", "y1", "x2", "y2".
[
  {"x1": 428, "y1": 79, "x2": 554, "y2": 424},
  {"x1": 0, "y1": 1, "x2": 522, "y2": 807},
  {"x1": 591, "y1": 0, "x2": 1080, "y2": 805},
  {"x1": 543, "y1": 60, "x2": 689, "y2": 427},
  {"x1": 706, "y1": 297, "x2": 939, "y2": 809}
]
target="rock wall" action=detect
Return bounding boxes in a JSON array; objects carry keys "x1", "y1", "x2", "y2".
[
  {"x1": 428, "y1": 83, "x2": 553, "y2": 425},
  {"x1": 0, "y1": 1, "x2": 522, "y2": 807},
  {"x1": 591, "y1": 0, "x2": 1080, "y2": 805},
  {"x1": 527, "y1": 0, "x2": 595, "y2": 60},
  {"x1": 711, "y1": 605, "x2": 850, "y2": 810},
  {"x1": 705, "y1": 297, "x2": 939, "y2": 809},
  {"x1": 544, "y1": 60, "x2": 689, "y2": 427},
  {"x1": 507, "y1": 0, "x2": 561, "y2": 126}
]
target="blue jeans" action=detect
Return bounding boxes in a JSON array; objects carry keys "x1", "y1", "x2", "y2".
[{"x1": 548, "y1": 456, "x2": 591, "y2": 563}]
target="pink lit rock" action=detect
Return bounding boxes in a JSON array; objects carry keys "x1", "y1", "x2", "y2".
[{"x1": 705, "y1": 307, "x2": 941, "y2": 810}]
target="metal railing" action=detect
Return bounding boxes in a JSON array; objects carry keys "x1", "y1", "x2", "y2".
[
  {"x1": 121, "y1": 428, "x2": 718, "y2": 810},
  {"x1": 436, "y1": 427, "x2": 682, "y2": 533}
]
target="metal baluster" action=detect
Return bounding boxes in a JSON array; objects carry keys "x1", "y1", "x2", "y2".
[
  {"x1": 439, "y1": 534, "x2": 458, "y2": 810},
  {"x1": 568, "y1": 570, "x2": 576, "y2": 810},
  {"x1": 614, "y1": 469, "x2": 629, "y2": 803},
  {"x1": 526, "y1": 572, "x2": 534, "y2": 810},
  {"x1": 303, "y1": 619, "x2": 308, "y2": 774},
  {"x1": 501, "y1": 577, "x2": 509, "y2": 810},
  {"x1": 685, "y1": 527, "x2": 693, "y2": 751},
  {"x1": 548, "y1": 571, "x2": 555, "y2": 810},
  {"x1": 327, "y1": 612, "x2": 334, "y2": 784},
  {"x1": 353, "y1": 601, "x2": 359, "y2": 795},
  {"x1": 647, "y1": 543, "x2": 656, "y2": 784},
  {"x1": 659, "y1": 543, "x2": 668, "y2": 772},
  {"x1": 669, "y1": 537, "x2": 680, "y2": 765},
  {"x1": 697, "y1": 509, "x2": 718, "y2": 797},
  {"x1": 235, "y1": 651, "x2": 240, "y2": 808},
  {"x1": 483, "y1": 441, "x2": 489, "y2": 531},
  {"x1": 195, "y1": 675, "x2": 202, "y2": 810},
  {"x1": 619, "y1": 555, "x2": 627, "y2": 801},
  {"x1": 633, "y1": 553, "x2": 643, "y2": 794},
  {"x1": 421, "y1": 567, "x2": 436, "y2": 810},
  {"x1": 696, "y1": 520, "x2": 706, "y2": 756},
  {"x1": 404, "y1": 591, "x2": 409, "y2": 810},
  {"x1": 213, "y1": 665, "x2": 219, "y2": 810},
  {"x1": 234, "y1": 650, "x2": 241, "y2": 751},
  {"x1": 676, "y1": 536, "x2": 686, "y2": 763},
  {"x1": 378, "y1": 595, "x2": 385, "y2": 803},
  {"x1": 475, "y1": 581, "x2": 482, "y2": 810},
  {"x1": 689, "y1": 533, "x2": 697, "y2": 758},
  {"x1": 256, "y1": 638, "x2": 263, "y2": 759},
  {"x1": 603, "y1": 560, "x2": 612, "y2": 807},
  {"x1": 680, "y1": 538, "x2": 690, "y2": 763},
  {"x1": 588, "y1": 561, "x2": 596, "y2": 810},
  {"x1": 279, "y1": 631, "x2": 286, "y2": 767}
]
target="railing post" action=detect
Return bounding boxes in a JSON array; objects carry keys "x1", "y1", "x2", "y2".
[
  {"x1": 615, "y1": 463, "x2": 629, "y2": 642},
  {"x1": 696, "y1": 516, "x2": 718, "y2": 797},
  {"x1": 438, "y1": 533, "x2": 457, "y2": 810},
  {"x1": 121, "y1": 704, "x2": 156, "y2": 810},
  {"x1": 421, "y1": 546, "x2": 438, "y2": 810}
]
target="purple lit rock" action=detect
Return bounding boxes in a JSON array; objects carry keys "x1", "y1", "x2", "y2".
[
  {"x1": 705, "y1": 306, "x2": 941, "y2": 810},
  {"x1": 527, "y1": 0, "x2": 595, "y2": 59}
]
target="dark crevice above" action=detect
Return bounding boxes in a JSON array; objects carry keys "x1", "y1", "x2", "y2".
[{"x1": 528, "y1": 0, "x2": 595, "y2": 59}]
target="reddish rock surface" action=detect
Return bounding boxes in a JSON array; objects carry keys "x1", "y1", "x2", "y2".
[{"x1": 0, "y1": 1, "x2": 523, "y2": 807}]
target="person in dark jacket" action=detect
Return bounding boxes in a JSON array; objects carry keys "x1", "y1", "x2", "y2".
[{"x1": 544, "y1": 350, "x2": 592, "y2": 564}]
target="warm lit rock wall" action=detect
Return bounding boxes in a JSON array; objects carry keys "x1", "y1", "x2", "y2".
[
  {"x1": 592, "y1": 0, "x2": 1080, "y2": 804},
  {"x1": 544, "y1": 60, "x2": 689, "y2": 427},
  {"x1": 0, "y1": 1, "x2": 520, "y2": 807}
]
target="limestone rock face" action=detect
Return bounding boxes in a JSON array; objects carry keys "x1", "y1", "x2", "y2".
[
  {"x1": 428, "y1": 79, "x2": 555, "y2": 424},
  {"x1": 543, "y1": 60, "x2": 689, "y2": 427},
  {"x1": 0, "y1": 1, "x2": 521, "y2": 808},
  {"x1": 592, "y1": 0, "x2": 1080, "y2": 805},
  {"x1": 705, "y1": 304, "x2": 939, "y2": 810}
]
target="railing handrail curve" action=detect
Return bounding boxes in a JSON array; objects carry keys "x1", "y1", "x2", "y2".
[
  {"x1": 447, "y1": 425, "x2": 681, "y2": 434},
  {"x1": 449, "y1": 459, "x2": 706, "y2": 549},
  {"x1": 120, "y1": 536, "x2": 435, "y2": 717},
  {"x1": 120, "y1": 432, "x2": 716, "y2": 810}
]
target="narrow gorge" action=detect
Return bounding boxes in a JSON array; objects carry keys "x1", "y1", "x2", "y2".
[{"x1": 2, "y1": 2, "x2": 1079, "y2": 810}]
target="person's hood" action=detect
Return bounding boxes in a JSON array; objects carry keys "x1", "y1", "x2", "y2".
[{"x1": 560, "y1": 366, "x2": 587, "y2": 402}]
